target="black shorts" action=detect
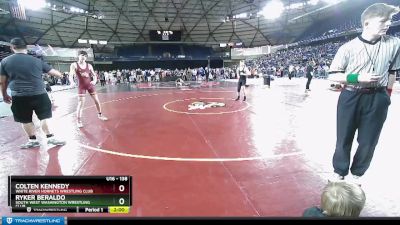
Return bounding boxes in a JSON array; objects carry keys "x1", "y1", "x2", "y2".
[
  {"x1": 237, "y1": 76, "x2": 247, "y2": 92},
  {"x1": 11, "y1": 93, "x2": 52, "y2": 123}
]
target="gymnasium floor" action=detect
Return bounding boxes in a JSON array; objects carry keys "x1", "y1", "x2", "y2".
[{"x1": 1, "y1": 77, "x2": 400, "y2": 217}]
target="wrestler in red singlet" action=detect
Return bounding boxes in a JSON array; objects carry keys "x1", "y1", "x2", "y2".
[
  {"x1": 75, "y1": 62, "x2": 96, "y2": 95},
  {"x1": 69, "y1": 50, "x2": 107, "y2": 128}
]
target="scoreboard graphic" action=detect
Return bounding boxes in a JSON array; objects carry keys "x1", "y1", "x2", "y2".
[{"x1": 8, "y1": 176, "x2": 132, "y2": 213}]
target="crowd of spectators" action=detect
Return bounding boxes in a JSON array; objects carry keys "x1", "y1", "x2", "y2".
[
  {"x1": 296, "y1": 3, "x2": 400, "y2": 45},
  {"x1": 245, "y1": 29, "x2": 400, "y2": 80},
  {"x1": 84, "y1": 67, "x2": 229, "y2": 86}
]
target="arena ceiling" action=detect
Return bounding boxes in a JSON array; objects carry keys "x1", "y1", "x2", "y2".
[{"x1": 0, "y1": 0, "x2": 364, "y2": 50}]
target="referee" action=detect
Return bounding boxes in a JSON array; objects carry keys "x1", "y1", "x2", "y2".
[
  {"x1": 0, "y1": 37, "x2": 66, "y2": 149},
  {"x1": 328, "y1": 3, "x2": 400, "y2": 185}
]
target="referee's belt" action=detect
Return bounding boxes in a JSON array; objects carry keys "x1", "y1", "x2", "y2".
[{"x1": 344, "y1": 85, "x2": 386, "y2": 93}]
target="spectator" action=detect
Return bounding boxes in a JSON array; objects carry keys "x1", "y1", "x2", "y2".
[{"x1": 303, "y1": 181, "x2": 366, "y2": 217}]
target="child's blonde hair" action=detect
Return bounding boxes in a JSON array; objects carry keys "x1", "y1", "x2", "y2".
[{"x1": 321, "y1": 182, "x2": 366, "y2": 217}]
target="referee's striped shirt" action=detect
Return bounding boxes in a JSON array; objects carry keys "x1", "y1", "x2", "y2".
[{"x1": 329, "y1": 35, "x2": 400, "y2": 88}]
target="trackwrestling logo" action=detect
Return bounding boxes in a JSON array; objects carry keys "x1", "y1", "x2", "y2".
[
  {"x1": 188, "y1": 101, "x2": 225, "y2": 110},
  {"x1": 2, "y1": 217, "x2": 64, "y2": 225}
]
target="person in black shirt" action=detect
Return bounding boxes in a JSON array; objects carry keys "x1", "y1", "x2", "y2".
[
  {"x1": 305, "y1": 60, "x2": 315, "y2": 93},
  {"x1": 235, "y1": 61, "x2": 250, "y2": 101},
  {"x1": 0, "y1": 37, "x2": 66, "y2": 149}
]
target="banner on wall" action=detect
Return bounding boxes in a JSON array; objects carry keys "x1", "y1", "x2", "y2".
[
  {"x1": 231, "y1": 46, "x2": 270, "y2": 59},
  {"x1": 27, "y1": 45, "x2": 94, "y2": 61}
]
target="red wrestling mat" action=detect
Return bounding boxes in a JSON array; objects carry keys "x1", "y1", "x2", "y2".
[{"x1": 1, "y1": 79, "x2": 400, "y2": 217}]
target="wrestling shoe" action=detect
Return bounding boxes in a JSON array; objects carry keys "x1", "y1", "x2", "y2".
[{"x1": 20, "y1": 140, "x2": 40, "y2": 149}]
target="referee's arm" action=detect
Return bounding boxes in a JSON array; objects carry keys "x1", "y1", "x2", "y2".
[
  {"x1": 328, "y1": 71, "x2": 382, "y2": 84},
  {"x1": 328, "y1": 45, "x2": 350, "y2": 83},
  {"x1": 326, "y1": 45, "x2": 379, "y2": 83},
  {"x1": 388, "y1": 71, "x2": 397, "y2": 89},
  {"x1": 387, "y1": 70, "x2": 397, "y2": 96},
  {"x1": 327, "y1": 72, "x2": 347, "y2": 83},
  {"x1": 388, "y1": 46, "x2": 400, "y2": 93}
]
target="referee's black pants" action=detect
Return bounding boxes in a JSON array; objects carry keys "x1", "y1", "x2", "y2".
[
  {"x1": 305, "y1": 76, "x2": 312, "y2": 89},
  {"x1": 333, "y1": 88, "x2": 390, "y2": 177}
]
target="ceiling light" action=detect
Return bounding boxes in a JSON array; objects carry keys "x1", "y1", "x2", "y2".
[
  {"x1": 18, "y1": 0, "x2": 46, "y2": 11},
  {"x1": 260, "y1": 0, "x2": 284, "y2": 20}
]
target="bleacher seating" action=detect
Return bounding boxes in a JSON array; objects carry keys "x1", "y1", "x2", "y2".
[
  {"x1": 117, "y1": 45, "x2": 149, "y2": 58},
  {"x1": 296, "y1": 0, "x2": 400, "y2": 44},
  {"x1": 246, "y1": 29, "x2": 400, "y2": 79},
  {"x1": 183, "y1": 45, "x2": 212, "y2": 59},
  {"x1": 151, "y1": 44, "x2": 181, "y2": 58},
  {"x1": 102, "y1": 44, "x2": 215, "y2": 61}
]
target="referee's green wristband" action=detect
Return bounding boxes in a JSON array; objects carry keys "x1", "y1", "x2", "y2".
[{"x1": 347, "y1": 73, "x2": 359, "y2": 84}]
